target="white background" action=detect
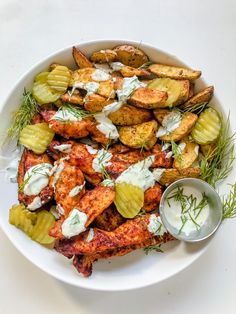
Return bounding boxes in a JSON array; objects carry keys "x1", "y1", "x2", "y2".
[{"x1": 0, "y1": 0, "x2": 236, "y2": 313}]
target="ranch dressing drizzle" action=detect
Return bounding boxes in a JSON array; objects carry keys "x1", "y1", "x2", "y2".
[
  {"x1": 61, "y1": 208, "x2": 88, "y2": 238},
  {"x1": 27, "y1": 196, "x2": 42, "y2": 211},
  {"x1": 148, "y1": 214, "x2": 166, "y2": 236},
  {"x1": 52, "y1": 108, "x2": 81, "y2": 122},
  {"x1": 91, "y1": 69, "x2": 111, "y2": 81},
  {"x1": 92, "y1": 149, "x2": 113, "y2": 173},
  {"x1": 70, "y1": 81, "x2": 100, "y2": 97},
  {"x1": 94, "y1": 113, "x2": 119, "y2": 139},
  {"x1": 156, "y1": 111, "x2": 182, "y2": 137},
  {"x1": 116, "y1": 76, "x2": 146, "y2": 103},
  {"x1": 110, "y1": 62, "x2": 124, "y2": 71},
  {"x1": 53, "y1": 144, "x2": 72, "y2": 153},
  {"x1": 69, "y1": 182, "x2": 85, "y2": 197},
  {"x1": 86, "y1": 228, "x2": 94, "y2": 242}
]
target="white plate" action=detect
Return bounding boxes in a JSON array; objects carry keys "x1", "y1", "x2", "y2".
[{"x1": 0, "y1": 40, "x2": 234, "y2": 291}]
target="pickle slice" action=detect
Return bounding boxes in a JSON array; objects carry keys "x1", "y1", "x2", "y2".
[
  {"x1": 47, "y1": 65, "x2": 71, "y2": 93},
  {"x1": 35, "y1": 71, "x2": 50, "y2": 83},
  {"x1": 31, "y1": 210, "x2": 55, "y2": 244},
  {"x1": 114, "y1": 182, "x2": 144, "y2": 218},
  {"x1": 191, "y1": 108, "x2": 221, "y2": 144}
]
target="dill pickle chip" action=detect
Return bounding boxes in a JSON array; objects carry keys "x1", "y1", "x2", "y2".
[
  {"x1": 32, "y1": 78, "x2": 62, "y2": 105},
  {"x1": 47, "y1": 65, "x2": 71, "y2": 93},
  {"x1": 114, "y1": 183, "x2": 144, "y2": 218},
  {"x1": 191, "y1": 108, "x2": 221, "y2": 144},
  {"x1": 19, "y1": 122, "x2": 55, "y2": 154},
  {"x1": 35, "y1": 71, "x2": 50, "y2": 83},
  {"x1": 31, "y1": 210, "x2": 55, "y2": 244}
]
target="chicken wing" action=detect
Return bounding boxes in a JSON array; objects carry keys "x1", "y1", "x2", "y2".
[{"x1": 18, "y1": 149, "x2": 53, "y2": 208}]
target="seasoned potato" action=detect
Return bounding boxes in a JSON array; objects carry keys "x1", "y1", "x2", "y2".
[
  {"x1": 84, "y1": 94, "x2": 113, "y2": 112},
  {"x1": 72, "y1": 46, "x2": 94, "y2": 68},
  {"x1": 98, "y1": 80, "x2": 115, "y2": 98},
  {"x1": 70, "y1": 68, "x2": 95, "y2": 85},
  {"x1": 159, "y1": 167, "x2": 201, "y2": 186},
  {"x1": 188, "y1": 83, "x2": 195, "y2": 99},
  {"x1": 113, "y1": 44, "x2": 149, "y2": 68},
  {"x1": 90, "y1": 49, "x2": 117, "y2": 63},
  {"x1": 60, "y1": 91, "x2": 84, "y2": 105},
  {"x1": 120, "y1": 66, "x2": 150, "y2": 77},
  {"x1": 119, "y1": 120, "x2": 158, "y2": 150},
  {"x1": 173, "y1": 141, "x2": 199, "y2": 169},
  {"x1": 181, "y1": 86, "x2": 214, "y2": 110},
  {"x1": 108, "y1": 104, "x2": 152, "y2": 125},
  {"x1": 149, "y1": 63, "x2": 201, "y2": 81},
  {"x1": 128, "y1": 87, "x2": 168, "y2": 109},
  {"x1": 159, "y1": 112, "x2": 198, "y2": 142},
  {"x1": 153, "y1": 108, "x2": 170, "y2": 123},
  {"x1": 148, "y1": 78, "x2": 189, "y2": 107}
]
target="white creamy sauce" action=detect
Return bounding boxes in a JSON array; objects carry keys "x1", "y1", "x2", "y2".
[
  {"x1": 166, "y1": 151, "x2": 173, "y2": 158},
  {"x1": 94, "y1": 63, "x2": 112, "y2": 73},
  {"x1": 86, "y1": 228, "x2": 94, "y2": 242},
  {"x1": 53, "y1": 161, "x2": 64, "y2": 189},
  {"x1": 53, "y1": 144, "x2": 72, "y2": 153},
  {"x1": 71, "y1": 81, "x2": 100, "y2": 97},
  {"x1": 161, "y1": 143, "x2": 171, "y2": 151},
  {"x1": 152, "y1": 168, "x2": 166, "y2": 182},
  {"x1": 94, "y1": 113, "x2": 119, "y2": 140},
  {"x1": 27, "y1": 196, "x2": 42, "y2": 211},
  {"x1": 116, "y1": 76, "x2": 146, "y2": 103},
  {"x1": 148, "y1": 214, "x2": 166, "y2": 236},
  {"x1": 61, "y1": 208, "x2": 88, "y2": 238},
  {"x1": 23, "y1": 163, "x2": 52, "y2": 196},
  {"x1": 178, "y1": 142, "x2": 186, "y2": 153},
  {"x1": 102, "y1": 101, "x2": 123, "y2": 116},
  {"x1": 156, "y1": 111, "x2": 182, "y2": 137},
  {"x1": 92, "y1": 149, "x2": 113, "y2": 173},
  {"x1": 110, "y1": 62, "x2": 124, "y2": 71},
  {"x1": 52, "y1": 108, "x2": 81, "y2": 122},
  {"x1": 91, "y1": 69, "x2": 111, "y2": 81},
  {"x1": 116, "y1": 156, "x2": 155, "y2": 191},
  {"x1": 69, "y1": 182, "x2": 85, "y2": 197},
  {"x1": 101, "y1": 178, "x2": 115, "y2": 187},
  {"x1": 85, "y1": 145, "x2": 98, "y2": 155},
  {"x1": 164, "y1": 186, "x2": 210, "y2": 236},
  {"x1": 194, "y1": 145, "x2": 199, "y2": 156}
]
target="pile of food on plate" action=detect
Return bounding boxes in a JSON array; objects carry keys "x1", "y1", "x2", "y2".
[{"x1": 5, "y1": 44, "x2": 235, "y2": 277}]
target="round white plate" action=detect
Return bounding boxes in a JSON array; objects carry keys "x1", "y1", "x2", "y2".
[{"x1": 0, "y1": 40, "x2": 234, "y2": 291}]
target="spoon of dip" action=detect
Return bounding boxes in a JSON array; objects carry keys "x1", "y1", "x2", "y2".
[{"x1": 159, "y1": 178, "x2": 222, "y2": 242}]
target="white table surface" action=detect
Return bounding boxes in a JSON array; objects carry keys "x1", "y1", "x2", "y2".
[{"x1": 0, "y1": 0, "x2": 236, "y2": 313}]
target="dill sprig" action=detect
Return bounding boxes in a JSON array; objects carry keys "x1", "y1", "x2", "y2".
[
  {"x1": 222, "y1": 183, "x2": 236, "y2": 219},
  {"x1": 19, "y1": 164, "x2": 50, "y2": 192},
  {"x1": 143, "y1": 244, "x2": 163, "y2": 255},
  {"x1": 200, "y1": 114, "x2": 235, "y2": 188},
  {"x1": 97, "y1": 136, "x2": 112, "y2": 180},
  {"x1": 136, "y1": 208, "x2": 146, "y2": 217},
  {"x1": 54, "y1": 104, "x2": 93, "y2": 122},
  {"x1": 6, "y1": 89, "x2": 38, "y2": 140},
  {"x1": 179, "y1": 102, "x2": 208, "y2": 115},
  {"x1": 138, "y1": 61, "x2": 153, "y2": 70},
  {"x1": 171, "y1": 140, "x2": 183, "y2": 163}
]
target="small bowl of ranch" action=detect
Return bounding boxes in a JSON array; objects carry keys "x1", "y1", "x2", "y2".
[{"x1": 159, "y1": 178, "x2": 223, "y2": 242}]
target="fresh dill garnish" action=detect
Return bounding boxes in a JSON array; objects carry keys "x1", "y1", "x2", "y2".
[
  {"x1": 136, "y1": 208, "x2": 146, "y2": 217},
  {"x1": 200, "y1": 114, "x2": 235, "y2": 188},
  {"x1": 143, "y1": 244, "x2": 163, "y2": 255},
  {"x1": 19, "y1": 164, "x2": 50, "y2": 192},
  {"x1": 54, "y1": 104, "x2": 93, "y2": 121},
  {"x1": 138, "y1": 61, "x2": 153, "y2": 70},
  {"x1": 96, "y1": 136, "x2": 112, "y2": 180},
  {"x1": 167, "y1": 186, "x2": 209, "y2": 233},
  {"x1": 222, "y1": 183, "x2": 236, "y2": 219},
  {"x1": 179, "y1": 102, "x2": 208, "y2": 115},
  {"x1": 6, "y1": 89, "x2": 38, "y2": 140},
  {"x1": 171, "y1": 140, "x2": 183, "y2": 163}
]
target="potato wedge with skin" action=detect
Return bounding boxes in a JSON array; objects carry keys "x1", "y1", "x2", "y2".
[
  {"x1": 159, "y1": 112, "x2": 198, "y2": 142},
  {"x1": 90, "y1": 49, "x2": 117, "y2": 63},
  {"x1": 149, "y1": 63, "x2": 201, "y2": 81},
  {"x1": 108, "y1": 104, "x2": 152, "y2": 126},
  {"x1": 128, "y1": 87, "x2": 168, "y2": 109},
  {"x1": 119, "y1": 120, "x2": 158, "y2": 150},
  {"x1": 70, "y1": 68, "x2": 95, "y2": 86},
  {"x1": 148, "y1": 78, "x2": 190, "y2": 107},
  {"x1": 84, "y1": 94, "x2": 113, "y2": 112},
  {"x1": 111, "y1": 72, "x2": 124, "y2": 90},
  {"x1": 60, "y1": 91, "x2": 84, "y2": 105},
  {"x1": 153, "y1": 108, "x2": 170, "y2": 124},
  {"x1": 120, "y1": 66, "x2": 150, "y2": 77},
  {"x1": 72, "y1": 46, "x2": 94, "y2": 69},
  {"x1": 113, "y1": 45, "x2": 149, "y2": 68},
  {"x1": 98, "y1": 80, "x2": 115, "y2": 98},
  {"x1": 188, "y1": 83, "x2": 195, "y2": 99},
  {"x1": 158, "y1": 167, "x2": 201, "y2": 186},
  {"x1": 173, "y1": 142, "x2": 199, "y2": 169},
  {"x1": 181, "y1": 86, "x2": 214, "y2": 110}
]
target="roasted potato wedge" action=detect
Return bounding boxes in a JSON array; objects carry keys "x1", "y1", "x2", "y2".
[
  {"x1": 188, "y1": 83, "x2": 195, "y2": 99},
  {"x1": 148, "y1": 78, "x2": 190, "y2": 107},
  {"x1": 108, "y1": 104, "x2": 152, "y2": 125},
  {"x1": 113, "y1": 44, "x2": 149, "y2": 68},
  {"x1": 153, "y1": 108, "x2": 170, "y2": 124},
  {"x1": 128, "y1": 87, "x2": 168, "y2": 109},
  {"x1": 98, "y1": 80, "x2": 115, "y2": 98},
  {"x1": 181, "y1": 86, "x2": 214, "y2": 110},
  {"x1": 149, "y1": 63, "x2": 201, "y2": 81},
  {"x1": 84, "y1": 94, "x2": 113, "y2": 112},
  {"x1": 60, "y1": 91, "x2": 84, "y2": 105},
  {"x1": 72, "y1": 46, "x2": 94, "y2": 69},
  {"x1": 173, "y1": 141, "x2": 199, "y2": 169},
  {"x1": 159, "y1": 112, "x2": 198, "y2": 142},
  {"x1": 70, "y1": 68, "x2": 95, "y2": 85},
  {"x1": 120, "y1": 66, "x2": 150, "y2": 77},
  {"x1": 90, "y1": 49, "x2": 117, "y2": 63},
  {"x1": 159, "y1": 167, "x2": 201, "y2": 186},
  {"x1": 119, "y1": 120, "x2": 158, "y2": 150}
]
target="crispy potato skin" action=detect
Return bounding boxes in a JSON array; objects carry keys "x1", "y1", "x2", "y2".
[
  {"x1": 90, "y1": 49, "x2": 117, "y2": 63},
  {"x1": 159, "y1": 167, "x2": 201, "y2": 186},
  {"x1": 120, "y1": 66, "x2": 150, "y2": 77},
  {"x1": 41, "y1": 109, "x2": 91, "y2": 139},
  {"x1": 108, "y1": 104, "x2": 152, "y2": 125},
  {"x1": 72, "y1": 46, "x2": 94, "y2": 68},
  {"x1": 149, "y1": 63, "x2": 201, "y2": 80},
  {"x1": 60, "y1": 91, "x2": 84, "y2": 105},
  {"x1": 153, "y1": 108, "x2": 170, "y2": 123},
  {"x1": 173, "y1": 142, "x2": 199, "y2": 169},
  {"x1": 119, "y1": 120, "x2": 158, "y2": 150},
  {"x1": 73, "y1": 233, "x2": 174, "y2": 277},
  {"x1": 159, "y1": 112, "x2": 198, "y2": 142},
  {"x1": 113, "y1": 45, "x2": 149, "y2": 68},
  {"x1": 144, "y1": 184, "x2": 163, "y2": 212},
  {"x1": 84, "y1": 94, "x2": 112, "y2": 112},
  {"x1": 128, "y1": 87, "x2": 168, "y2": 109},
  {"x1": 111, "y1": 72, "x2": 124, "y2": 90},
  {"x1": 181, "y1": 86, "x2": 214, "y2": 109},
  {"x1": 54, "y1": 213, "x2": 167, "y2": 255},
  {"x1": 93, "y1": 206, "x2": 125, "y2": 231},
  {"x1": 70, "y1": 68, "x2": 95, "y2": 85},
  {"x1": 86, "y1": 122, "x2": 111, "y2": 146},
  {"x1": 18, "y1": 150, "x2": 53, "y2": 207}
]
